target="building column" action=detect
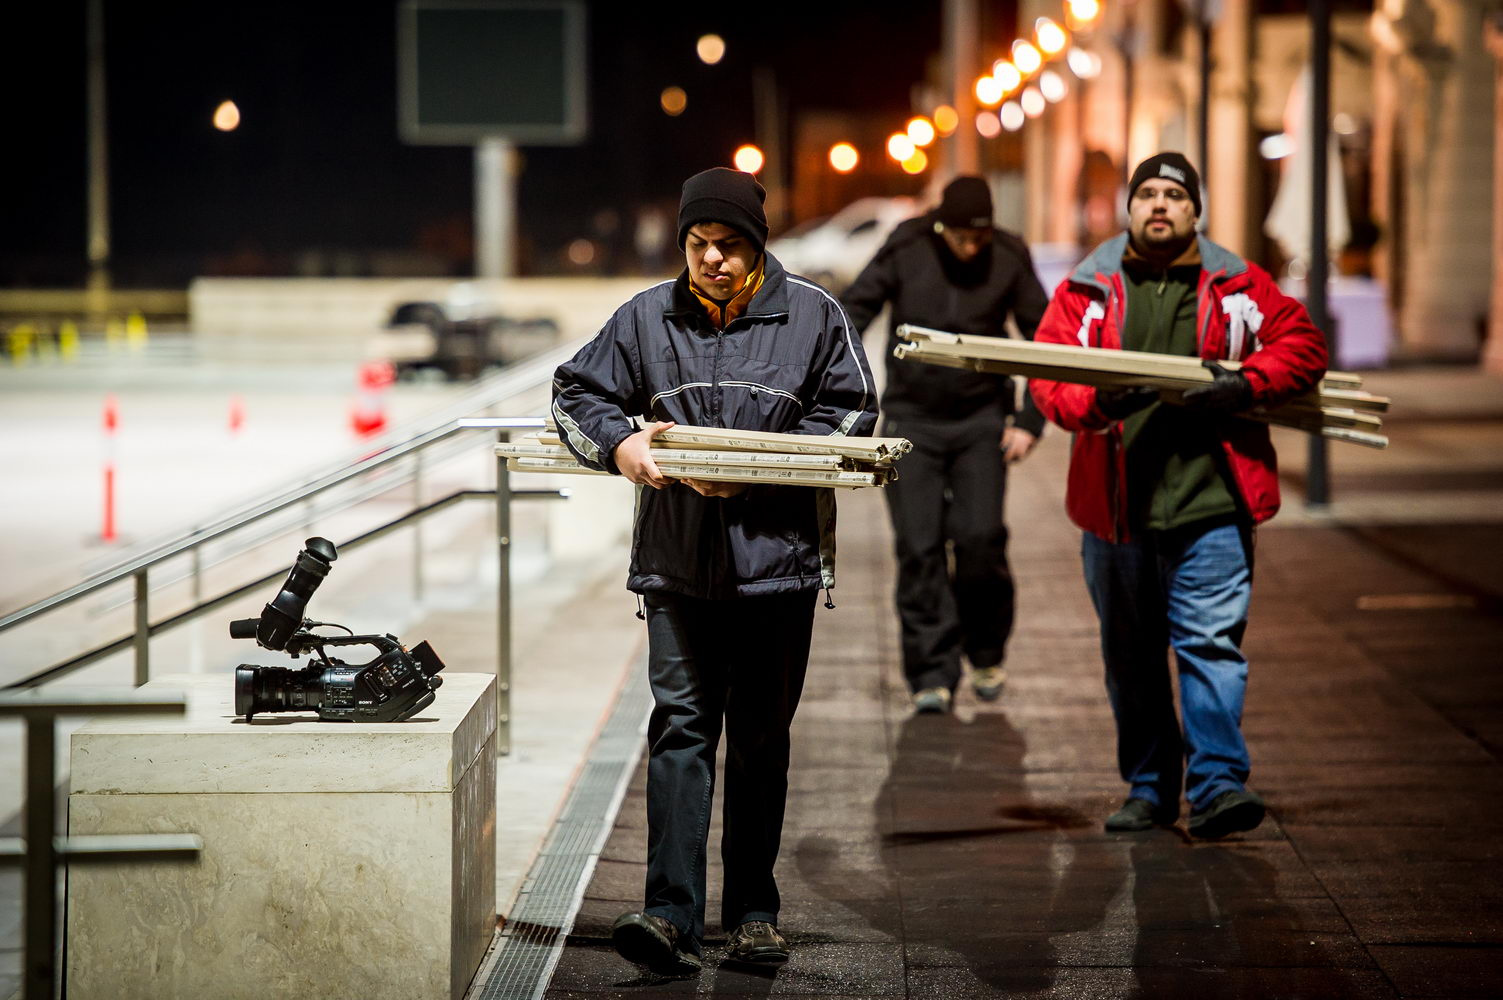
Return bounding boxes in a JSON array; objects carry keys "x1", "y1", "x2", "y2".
[
  {"x1": 1486, "y1": 15, "x2": 1503, "y2": 374},
  {"x1": 1379, "y1": 0, "x2": 1497, "y2": 360},
  {"x1": 1206, "y1": 0, "x2": 1255, "y2": 256}
]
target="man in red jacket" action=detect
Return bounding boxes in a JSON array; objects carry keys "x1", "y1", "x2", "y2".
[{"x1": 1029, "y1": 152, "x2": 1327, "y2": 839}]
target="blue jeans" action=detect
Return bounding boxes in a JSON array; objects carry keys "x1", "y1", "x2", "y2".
[
  {"x1": 1081, "y1": 519, "x2": 1254, "y2": 812},
  {"x1": 641, "y1": 590, "x2": 815, "y2": 951}
]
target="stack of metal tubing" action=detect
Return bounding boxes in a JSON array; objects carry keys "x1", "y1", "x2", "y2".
[
  {"x1": 894, "y1": 324, "x2": 1390, "y2": 449},
  {"x1": 498, "y1": 423, "x2": 912, "y2": 489}
]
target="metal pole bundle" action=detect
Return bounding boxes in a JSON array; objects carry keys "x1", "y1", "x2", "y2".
[
  {"x1": 498, "y1": 425, "x2": 911, "y2": 489},
  {"x1": 894, "y1": 324, "x2": 1388, "y2": 448}
]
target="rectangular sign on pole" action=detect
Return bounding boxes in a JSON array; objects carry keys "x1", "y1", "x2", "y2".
[{"x1": 398, "y1": 0, "x2": 587, "y2": 146}]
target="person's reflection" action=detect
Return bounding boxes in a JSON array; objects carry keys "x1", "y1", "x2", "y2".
[{"x1": 795, "y1": 708, "x2": 1128, "y2": 994}]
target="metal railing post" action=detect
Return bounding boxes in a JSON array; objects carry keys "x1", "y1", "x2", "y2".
[
  {"x1": 23, "y1": 716, "x2": 55, "y2": 1000},
  {"x1": 496, "y1": 430, "x2": 513, "y2": 756},
  {"x1": 412, "y1": 450, "x2": 425, "y2": 602},
  {"x1": 133, "y1": 569, "x2": 149, "y2": 686},
  {"x1": 2, "y1": 689, "x2": 201, "y2": 1000}
]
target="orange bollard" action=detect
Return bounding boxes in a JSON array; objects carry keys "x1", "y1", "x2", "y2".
[
  {"x1": 102, "y1": 395, "x2": 119, "y2": 543},
  {"x1": 351, "y1": 361, "x2": 395, "y2": 438},
  {"x1": 228, "y1": 394, "x2": 245, "y2": 435}
]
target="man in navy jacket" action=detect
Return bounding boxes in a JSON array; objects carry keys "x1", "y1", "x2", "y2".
[{"x1": 553, "y1": 167, "x2": 877, "y2": 975}]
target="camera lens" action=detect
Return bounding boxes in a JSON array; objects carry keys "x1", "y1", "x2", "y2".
[{"x1": 235, "y1": 664, "x2": 328, "y2": 720}]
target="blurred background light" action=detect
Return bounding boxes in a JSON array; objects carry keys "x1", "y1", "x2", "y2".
[
  {"x1": 696, "y1": 34, "x2": 725, "y2": 65},
  {"x1": 999, "y1": 102, "x2": 1025, "y2": 132},
  {"x1": 906, "y1": 116, "x2": 936, "y2": 147},
  {"x1": 975, "y1": 112, "x2": 1001, "y2": 139},
  {"x1": 659, "y1": 86, "x2": 687, "y2": 116},
  {"x1": 1067, "y1": 47, "x2": 1102, "y2": 79},
  {"x1": 566, "y1": 238, "x2": 596, "y2": 266},
  {"x1": 1040, "y1": 69, "x2": 1067, "y2": 103},
  {"x1": 933, "y1": 105, "x2": 959, "y2": 136},
  {"x1": 1260, "y1": 133, "x2": 1294, "y2": 159},
  {"x1": 1021, "y1": 86, "x2": 1046, "y2": 117},
  {"x1": 733, "y1": 143, "x2": 764, "y2": 173},
  {"x1": 900, "y1": 150, "x2": 928, "y2": 174},
  {"x1": 992, "y1": 60, "x2": 1022, "y2": 94},
  {"x1": 1035, "y1": 17, "x2": 1068, "y2": 55},
  {"x1": 1012, "y1": 40, "x2": 1042, "y2": 76},
  {"x1": 1333, "y1": 112, "x2": 1357, "y2": 135},
  {"x1": 887, "y1": 132, "x2": 916, "y2": 161},
  {"x1": 828, "y1": 142, "x2": 859, "y2": 173},
  {"x1": 212, "y1": 100, "x2": 240, "y2": 132},
  {"x1": 974, "y1": 75, "x2": 1003, "y2": 107},
  {"x1": 1067, "y1": 0, "x2": 1102, "y2": 28}
]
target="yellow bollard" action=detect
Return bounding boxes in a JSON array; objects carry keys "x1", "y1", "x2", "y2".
[
  {"x1": 106, "y1": 316, "x2": 125, "y2": 351},
  {"x1": 125, "y1": 310, "x2": 148, "y2": 352},
  {"x1": 59, "y1": 320, "x2": 81, "y2": 361},
  {"x1": 8, "y1": 323, "x2": 36, "y2": 365},
  {"x1": 36, "y1": 324, "x2": 57, "y2": 361}
]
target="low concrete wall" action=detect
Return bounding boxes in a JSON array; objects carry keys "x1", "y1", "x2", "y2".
[{"x1": 189, "y1": 276, "x2": 663, "y2": 362}]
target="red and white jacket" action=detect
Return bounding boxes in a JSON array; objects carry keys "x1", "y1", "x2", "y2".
[{"x1": 1028, "y1": 233, "x2": 1328, "y2": 542}]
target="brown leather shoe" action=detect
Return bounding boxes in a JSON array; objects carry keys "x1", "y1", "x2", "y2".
[
  {"x1": 725, "y1": 920, "x2": 790, "y2": 966},
  {"x1": 611, "y1": 911, "x2": 702, "y2": 977}
]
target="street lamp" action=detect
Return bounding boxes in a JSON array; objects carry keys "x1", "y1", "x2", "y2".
[
  {"x1": 1036, "y1": 17, "x2": 1069, "y2": 56},
  {"x1": 828, "y1": 142, "x2": 859, "y2": 173},
  {"x1": 733, "y1": 144, "x2": 764, "y2": 173},
  {"x1": 886, "y1": 133, "x2": 917, "y2": 162},
  {"x1": 697, "y1": 34, "x2": 725, "y2": 64},
  {"x1": 907, "y1": 116, "x2": 936, "y2": 147},
  {"x1": 1012, "y1": 40, "x2": 1042, "y2": 76},
  {"x1": 974, "y1": 75, "x2": 1004, "y2": 107}
]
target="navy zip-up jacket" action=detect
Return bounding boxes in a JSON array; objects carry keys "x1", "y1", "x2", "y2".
[{"x1": 552, "y1": 252, "x2": 879, "y2": 599}]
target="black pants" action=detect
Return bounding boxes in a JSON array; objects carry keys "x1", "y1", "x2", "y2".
[
  {"x1": 641, "y1": 589, "x2": 816, "y2": 951},
  {"x1": 882, "y1": 408, "x2": 1016, "y2": 694}
]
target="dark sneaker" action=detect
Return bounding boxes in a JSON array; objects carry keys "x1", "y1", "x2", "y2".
[
  {"x1": 725, "y1": 920, "x2": 790, "y2": 966},
  {"x1": 971, "y1": 665, "x2": 1008, "y2": 702},
  {"x1": 1189, "y1": 789, "x2": 1266, "y2": 839},
  {"x1": 912, "y1": 687, "x2": 952, "y2": 714},
  {"x1": 1104, "y1": 797, "x2": 1178, "y2": 832},
  {"x1": 610, "y1": 911, "x2": 702, "y2": 977}
]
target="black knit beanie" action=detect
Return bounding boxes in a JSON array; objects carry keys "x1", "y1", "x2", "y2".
[
  {"x1": 1128, "y1": 152, "x2": 1202, "y2": 216},
  {"x1": 935, "y1": 176, "x2": 993, "y2": 228},
  {"x1": 677, "y1": 168, "x2": 769, "y2": 253}
]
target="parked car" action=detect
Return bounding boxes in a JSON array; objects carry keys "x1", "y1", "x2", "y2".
[
  {"x1": 376, "y1": 284, "x2": 559, "y2": 381},
  {"x1": 769, "y1": 197, "x2": 920, "y2": 293}
]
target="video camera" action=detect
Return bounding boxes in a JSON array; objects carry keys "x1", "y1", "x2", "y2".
[{"x1": 230, "y1": 537, "x2": 445, "y2": 722}]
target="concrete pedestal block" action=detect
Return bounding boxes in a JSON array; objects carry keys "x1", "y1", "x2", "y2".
[{"x1": 66, "y1": 672, "x2": 497, "y2": 1000}]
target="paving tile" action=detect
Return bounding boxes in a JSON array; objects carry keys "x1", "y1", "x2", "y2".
[{"x1": 1368, "y1": 944, "x2": 1503, "y2": 998}]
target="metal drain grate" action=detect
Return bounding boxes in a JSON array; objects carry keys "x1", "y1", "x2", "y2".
[{"x1": 468, "y1": 656, "x2": 651, "y2": 1000}]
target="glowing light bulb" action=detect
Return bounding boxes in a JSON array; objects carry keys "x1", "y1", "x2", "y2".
[
  {"x1": 212, "y1": 100, "x2": 240, "y2": 132},
  {"x1": 1021, "y1": 87, "x2": 1046, "y2": 118},
  {"x1": 660, "y1": 86, "x2": 687, "y2": 116},
  {"x1": 1013, "y1": 40, "x2": 1042, "y2": 76},
  {"x1": 1040, "y1": 70, "x2": 1068, "y2": 103},
  {"x1": 887, "y1": 133, "x2": 916, "y2": 162},
  {"x1": 1036, "y1": 17, "x2": 1069, "y2": 55},
  {"x1": 829, "y1": 142, "x2": 859, "y2": 173},
  {"x1": 900, "y1": 150, "x2": 929, "y2": 174},
  {"x1": 733, "y1": 144, "x2": 764, "y2": 174},
  {"x1": 999, "y1": 102, "x2": 1025, "y2": 132},
  {"x1": 933, "y1": 105, "x2": 959, "y2": 136},
  {"x1": 992, "y1": 60, "x2": 1022, "y2": 94},
  {"x1": 975, "y1": 112, "x2": 1001, "y2": 139},
  {"x1": 697, "y1": 34, "x2": 726, "y2": 64},
  {"x1": 907, "y1": 116, "x2": 936, "y2": 147},
  {"x1": 974, "y1": 75, "x2": 1004, "y2": 106}
]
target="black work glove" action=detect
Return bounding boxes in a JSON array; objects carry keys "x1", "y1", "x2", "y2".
[
  {"x1": 1095, "y1": 385, "x2": 1159, "y2": 421},
  {"x1": 1180, "y1": 361, "x2": 1254, "y2": 413}
]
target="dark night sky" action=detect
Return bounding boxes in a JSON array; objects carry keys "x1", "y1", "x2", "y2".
[{"x1": 9, "y1": 0, "x2": 946, "y2": 286}]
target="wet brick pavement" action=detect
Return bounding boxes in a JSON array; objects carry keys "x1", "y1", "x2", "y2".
[{"x1": 542, "y1": 401, "x2": 1503, "y2": 999}]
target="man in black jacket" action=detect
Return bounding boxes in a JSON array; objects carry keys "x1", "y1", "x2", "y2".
[
  {"x1": 843, "y1": 176, "x2": 1050, "y2": 713},
  {"x1": 553, "y1": 167, "x2": 877, "y2": 976}
]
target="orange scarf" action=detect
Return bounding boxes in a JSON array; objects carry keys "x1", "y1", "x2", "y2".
[{"x1": 690, "y1": 259, "x2": 765, "y2": 330}]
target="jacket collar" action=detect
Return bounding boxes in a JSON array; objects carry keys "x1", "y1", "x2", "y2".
[
  {"x1": 665, "y1": 251, "x2": 791, "y2": 322},
  {"x1": 1069, "y1": 232, "x2": 1247, "y2": 295}
]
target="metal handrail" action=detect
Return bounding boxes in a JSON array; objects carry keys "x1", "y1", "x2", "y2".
[{"x1": 0, "y1": 340, "x2": 578, "y2": 634}]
